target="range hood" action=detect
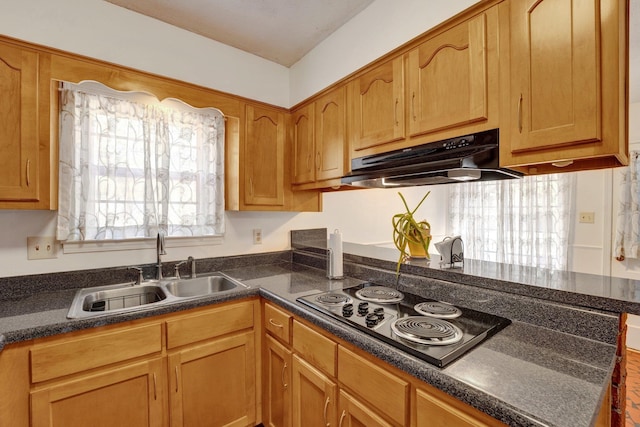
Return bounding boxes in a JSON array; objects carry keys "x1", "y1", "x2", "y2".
[{"x1": 341, "y1": 129, "x2": 522, "y2": 188}]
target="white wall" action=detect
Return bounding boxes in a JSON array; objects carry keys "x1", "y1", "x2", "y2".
[
  {"x1": 0, "y1": 0, "x2": 290, "y2": 107},
  {"x1": 0, "y1": 1, "x2": 634, "y2": 282},
  {"x1": 289, "y1": 0, "x2": 477, "y2": 105}
]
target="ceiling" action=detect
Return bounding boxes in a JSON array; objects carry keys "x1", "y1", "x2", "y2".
[
  {"x1": 105, "y1": 0, "x2": 374, "y2": 67},
  {"x1": 106, "y1": 0, "x2": 638, "y2": 102}
]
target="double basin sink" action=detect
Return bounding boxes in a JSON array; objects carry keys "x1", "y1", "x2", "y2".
[{"x1": 67, "y1": 273, "x2": 248, "y2": 319}]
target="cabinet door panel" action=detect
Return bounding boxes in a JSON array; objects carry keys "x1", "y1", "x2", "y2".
[
  {"x1": 315, "y1": 88, "x2": 345, "y2": 181},
  {"x1": 291, "y1": 355, "x2": 337, "y2": 427},
  {"x1": 0, "y1": 42, "x2": 39, "y2": 202},
  {"x1": 415, "y1": 387, "x2": 495, "y2": 427},
  {"x1": 509, "y1": 0, "x2": 599, "y2": 152},
  {"x1": 338, "y1": 390, "x2": 393, "y2": 427},
  {"x1": 292, "y1": 104, "x2": 315, "y2": 184},
  {"x1": 169, "y1": 331, "x2": 256, "y2": 427},
  {"x1": 408, "y1": 12, "x2": 489, "y2": 137},
  {"x1": 245, "y1": 105, "x2": 285, "y2": 206},
  {"x1": 264, "y1": 335, "x2": 291, "y2": 427},
  {"x1": 350, "y1": 57, "x2": 405, "y2": 151},
  {"x1": 31, "y1": 358, "x2": 165, "y2": 427}
]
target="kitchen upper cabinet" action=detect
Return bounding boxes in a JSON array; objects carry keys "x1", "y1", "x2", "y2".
[
  {"x1": 501, "y1": 0, "x2": 628, "y2": 173},
  {"x1": 292, "y1": 103, "x2": 315, "y2": 185},
  {"x1": 348, "y1": 56, "x2": 405, "y2": 153},
  {"x1": 292, "y1": 87, "x2": 346, "y2": 188},
  {"x1": 291, "y1": 354, "x2": 337, "y2": 427},
  {"x1": 315, "y1": 88, "x2": 346, "y2": 181},
  {"x1": 245, "y1": 104, "x2": 286, "y2": 206},
  {"x1": 407, "y1": 6, "x2": 499, "y2": 143},
  {"x1": 0, "y1": 40, "x2": 54, "y2": 209}
]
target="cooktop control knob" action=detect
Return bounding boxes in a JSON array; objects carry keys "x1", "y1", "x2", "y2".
[
  {"x1": 365, "y1": 312, "x2": 379, "y2": 327},
  {"x1": 358, "y1": 302, "x2": 369, "y2": 315},
  {"x1": 374, "y1": 307, "x2": 385, "y2": 320},
  {"x1": 342, "y1": 303, "x2": 354, "y2": 317}
]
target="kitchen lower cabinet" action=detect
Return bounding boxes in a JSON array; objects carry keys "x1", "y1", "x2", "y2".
[
  {"x1": 291, "y1": 354, "x2": 338, "y2": 427},
  {"x1": 168, "y1": 331, "x2": 256, "y2": 427},
  {"x1": 338, "y1": 390, "x2": 393, "y2": 427},
  {"x1": 264, "y1": 335, "x2": 292, "y2": 427},
  {"x1": 414, "y1": 387, "x2": 503, "y2": 427},
  {"x1": 0, "y1": 298, "x2": 260, "y2": 427},
  {"x1": 31, "y1": 358, "x2": 166, "y2": 427}
]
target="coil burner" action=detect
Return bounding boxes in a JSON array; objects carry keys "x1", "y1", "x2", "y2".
[
  {"x1": 355, "y1": 286, "x2": 404, "y2": 303},
  {"x1": 315, "y1": 293, "x2": 352, "y2": 305},
  {"x1": 414, "y1": 301, "x2": 462, "y2": 319},
  {"x1": 391, "y1": 316, "x2": 463, "y2": 346}
]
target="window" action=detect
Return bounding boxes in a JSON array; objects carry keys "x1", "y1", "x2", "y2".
[
  {"x1": 57, "y1": 82, "x2": 225, "y2": 242},
  {"x1": 448, "y1": 173, "x2": 576, "y2": 270}
]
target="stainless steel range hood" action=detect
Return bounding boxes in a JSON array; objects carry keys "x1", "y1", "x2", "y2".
[{"x1": 341, "y1": 129, "x2": 522, "y2": 188}]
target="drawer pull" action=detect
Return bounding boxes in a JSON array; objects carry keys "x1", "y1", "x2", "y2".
[
  {"x1": 281, "y1": 362, "x2": 288, "y2": 388},
  {"x1": 269, "y1": 318, "x2": 284, "y2": 328},
  {"x1": 338, "y1": 410, "x2": 346, "y2": 427},
  {"x1": 323, "y1": 396, "x2": 331, "y2": 426}
]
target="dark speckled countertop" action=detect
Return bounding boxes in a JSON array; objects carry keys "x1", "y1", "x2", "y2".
[{"x1": 0, "y1": 251, "x2": 621, "y2": 427}]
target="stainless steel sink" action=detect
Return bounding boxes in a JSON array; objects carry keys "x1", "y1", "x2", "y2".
[
  {"x1": 163, "y1": 274, "x2": 245, "y2": 298},
  {"x1": 67, "y1": 272, "x2": 247, "y2": 319},
  {"x1": 67, "y1": 282, "x2": 168, "y2": 319}
]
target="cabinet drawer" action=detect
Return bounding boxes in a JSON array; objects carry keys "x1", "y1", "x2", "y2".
[
  {"x1": 264, "y1": 302, "x2": 292, "y2": 344},
  {"x1": 167, "y1": 300, "x2": 254, "y2": 349},
  {"x1": 292, "y1": 320, "x2": 336, "y2": 376},
  {"x1": 31, "y1": 323, "x2": 162, "y2": 383},
  {"x1": 338, "y1": 346, "x2": 408, "y2": 425}
]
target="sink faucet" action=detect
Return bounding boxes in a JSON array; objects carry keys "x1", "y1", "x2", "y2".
[{"x1": 157, "y1": 231, "x2": 166, "y2": 279}]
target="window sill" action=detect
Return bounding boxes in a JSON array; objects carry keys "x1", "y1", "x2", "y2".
[{"x1": 62, "y1": 235, "x2": 223, "y2": 254}]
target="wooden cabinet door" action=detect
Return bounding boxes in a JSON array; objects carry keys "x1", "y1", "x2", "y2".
[
  {"x1": 0, "y1": 42, "x2": 39, "y2": 202},
  {"x1": 291, "y1": 354, "x2": 337, "y2": 427},
  {"x1": 245, "y1": 105, "x2": 285, "y2": 206},
  {"x1": 292, "y1": 103, "x2": 315, "y2": 184},
  {"x1": 264, "y1": 335, "x2": 292, "y2": 427},
  {"x1": 349, "y1": 56, "x2": 405, "y2": 152},
  {"x1": 508, "y1": 0, "x2": 600, "y2": 154},
  {"x1": 315, "y1": 87, "x2": 346, "y2": 181},
  {"x1": 407, "y1": 10, "x2": 493, "y2": 138},
  {"x1": 31, "y1": 358, "x2": 165, "y2": 427},
  {"x1": 169, "y1": 331, "x2": 256, "y2": 427},
  {"x1": 338, "y1": 390, "x2": 393, "y2": 427},
  {"x1": 414, "y1": 387, "x2": 498, "y2": 427}
]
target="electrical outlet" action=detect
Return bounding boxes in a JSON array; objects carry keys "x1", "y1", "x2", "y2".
[
  {"x1": 27, "y1": 236, "x2": 58, "y2": 260},
  {"x1": 579, "y1": 212, "x2": 595, "y2": 224},
  {"x1": 253, "y1": 229, "x2": 262, "y2": 245}
]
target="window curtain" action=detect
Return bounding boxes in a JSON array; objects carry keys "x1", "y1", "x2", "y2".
[
  {"x1": 57, "y1": 82, "x2": 225, "y2": 241},
  {"x1": 448, "y1": 173, "x2": 576, "y2": 271},
  {"x1": 614, "y1": 152, "x2": 640, "y2": 260}
]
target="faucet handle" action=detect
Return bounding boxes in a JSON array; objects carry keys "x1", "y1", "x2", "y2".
[
  {"x1": 174, "y1": 260, "x2": 188, "y2": 279},
  {"x1": 128, "y1": 266, "x2": 144, "y2": 285}
]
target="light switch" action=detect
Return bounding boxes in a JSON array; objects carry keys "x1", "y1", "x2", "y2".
[{"x1": 578, "y1": 212, "x2": 595, "y2": 224}]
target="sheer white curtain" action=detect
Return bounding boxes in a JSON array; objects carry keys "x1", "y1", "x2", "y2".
[
  {"x1": 57, "y1": 82, "x2": 225, "y2": 241},
  {"x1": 448, "y1": 173, "x2": 576, "y2": 270},
  {"x1": 614, "y1": 152, "x2": 640, "y2": 260}
]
